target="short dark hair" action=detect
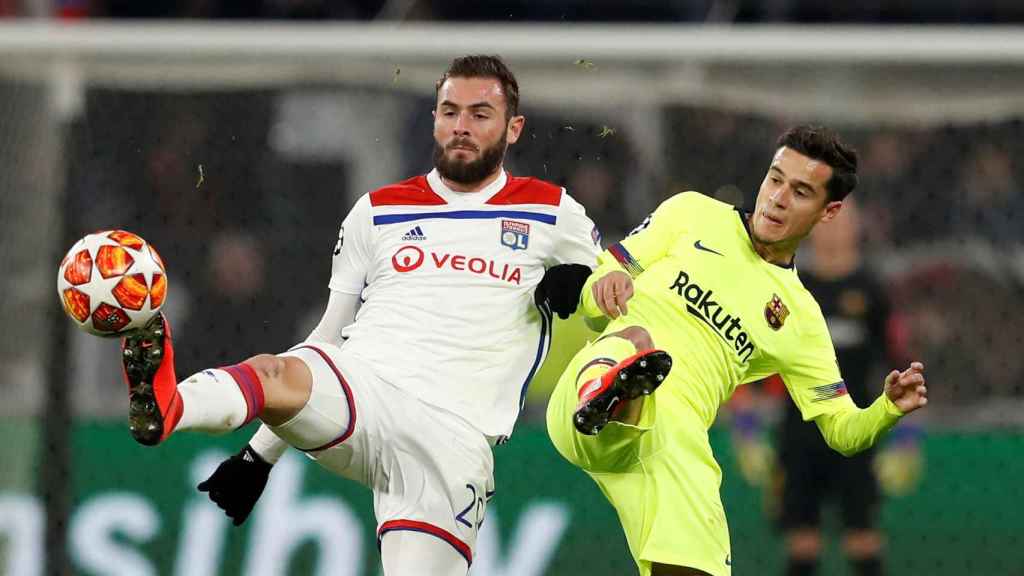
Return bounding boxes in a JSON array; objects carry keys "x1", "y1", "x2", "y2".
[
  {"x1": 435, "y1": 55, "x2": 520, "y2": 120},
  {"x1": 776, "y1": 125, "x2": 858, "y2": 202}
]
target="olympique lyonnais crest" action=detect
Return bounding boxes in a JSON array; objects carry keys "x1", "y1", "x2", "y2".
[
  {"x1": 501, "y1": 219, "x2": 530, "y2": 251},
  {"x1": 764, "y1": 293, "x2": 790, "y2": 330}
]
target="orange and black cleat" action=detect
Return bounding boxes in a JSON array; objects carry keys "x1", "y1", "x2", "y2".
[
  {"x1": 574, "y1": 349, "x2": 673, "y2": 436},
  {"x1": 121, "y1": 312, "x2": 182, "y2": 446}
]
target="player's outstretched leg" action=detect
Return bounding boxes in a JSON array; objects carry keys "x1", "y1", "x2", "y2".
[
  {"x1": 121, "y1": 313, "x2": 307, "y2": 446},
  {"x1": 573, "y1": 348, "x2": 673, "y2": 436},
  {"x1": 121, "y1": 312, "x2": 182, "y2": 445}
]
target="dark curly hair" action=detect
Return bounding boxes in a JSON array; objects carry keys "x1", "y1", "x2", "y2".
[
  {"x1": 435, "y1": 55, "x2": 520, "y2": 120},
  {"x1": 777, "y1": 125, "x2": 859, "y2": 202}
]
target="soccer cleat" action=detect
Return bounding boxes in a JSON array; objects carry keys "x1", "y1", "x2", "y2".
[
  {"x1": 121, "y1": 312, "x2": 182, "y2": 446},
  {"x1": 573, "y1": 349, "x2": 673, "y2": 436}
]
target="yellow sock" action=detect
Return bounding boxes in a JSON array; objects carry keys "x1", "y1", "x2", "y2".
[{"x1": 576, "y1": 335, "x2": 639, "y2": 389}]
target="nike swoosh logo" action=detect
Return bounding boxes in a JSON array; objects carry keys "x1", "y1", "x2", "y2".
[{"x1": 694, "y1": 240, "x2": 724, "y2": 256}]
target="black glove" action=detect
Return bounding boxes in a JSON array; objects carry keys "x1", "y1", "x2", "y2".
[
  {"x1": 534, "y1": 263, "x2": 592, "y2": 319},
  {"x1": 197, "y1": 444, "x2": 272, "y2": 526}
]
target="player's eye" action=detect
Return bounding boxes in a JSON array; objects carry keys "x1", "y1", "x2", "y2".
[{"x1": 474, "y1": 113, "x2": 489, "y2": 120}]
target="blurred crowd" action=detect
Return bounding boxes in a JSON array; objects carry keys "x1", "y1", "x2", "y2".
[{"x1": 2, "y1": 0, "x2": 1024, "y2": 23}]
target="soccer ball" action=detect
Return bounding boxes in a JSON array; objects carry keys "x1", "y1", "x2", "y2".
[{"x1": 57, "y1": 230, "x2": 168, "y2": 337}]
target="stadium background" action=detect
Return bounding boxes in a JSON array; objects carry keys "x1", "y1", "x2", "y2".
[{"x1": 2, "y1": 2, "x2": 1024, "y2": 575}]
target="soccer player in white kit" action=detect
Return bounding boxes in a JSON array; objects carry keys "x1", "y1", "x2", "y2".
[{"x1": 119, "y1": 55, "x2": 600, "y2": 575}]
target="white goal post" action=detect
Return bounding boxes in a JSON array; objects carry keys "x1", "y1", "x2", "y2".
[{"x1": 1, "y1": 22, "x2": 1024, "y2": 122}]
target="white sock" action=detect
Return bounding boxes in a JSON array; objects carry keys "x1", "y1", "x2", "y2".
[{"x1": 176, "y1": 369, "x2": 250, "y2": 433}]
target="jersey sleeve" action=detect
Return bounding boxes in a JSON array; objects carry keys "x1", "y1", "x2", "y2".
[
  {"x1": 781, "y1": 307, "x2": 903, "y2": 455},
  {"x1": 580, "y1": 192, "x2": 696, "y2": 317},
  {"x1": 814, "y1": 394, "x2": 903, "y2": 456},
  {"x1": 305, "y1": 290, "x2": 361, "y2": 346},
  {"x1": 548, "y1": 190, "x2": 602, "y2": 267},
  {"x1": 327, "y1": 193, "x2": 374, "y2": 294},
  {"x1": 778, "y1": 323, "x2": 850, "y2": 422}
]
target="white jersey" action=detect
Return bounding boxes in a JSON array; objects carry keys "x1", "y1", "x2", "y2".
[{"x1": 328, "y1": 169, "x2": 601, "y2": 437}]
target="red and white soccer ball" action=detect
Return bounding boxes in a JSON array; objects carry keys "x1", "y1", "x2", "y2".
[{"x1": 57, "y1": 230, "x2": 168, "y2": 337}]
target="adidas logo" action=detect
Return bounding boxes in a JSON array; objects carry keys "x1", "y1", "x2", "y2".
[{"x1": 401, "y1": 226, "x2": 426, "y2": 241}]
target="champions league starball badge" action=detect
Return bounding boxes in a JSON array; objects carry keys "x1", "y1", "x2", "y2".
[{"x1": 500, "y1": 220, "x2": 530, "y2": 251}]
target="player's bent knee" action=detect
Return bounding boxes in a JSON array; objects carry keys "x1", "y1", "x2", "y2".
[
  {"x1": 609, "y1": 325, "x2": 655, "y2": 351},
  {"x1": 243, "y1": 354, "x2": 286, "y2": 383},
  {"x1": 244, "y1": 354, "x2": 313, "y2": 425},
  {"x1": 264, "y1": 346, "x2": 351, "y2": 449}
]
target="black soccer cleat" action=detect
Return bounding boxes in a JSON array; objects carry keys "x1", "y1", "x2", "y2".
[
  {"x1": 573, "y1": 349, "x2": 673, "y2": 436},
  {"x1": 121, "y1": 313, "x2": 181, "y2": 446}
]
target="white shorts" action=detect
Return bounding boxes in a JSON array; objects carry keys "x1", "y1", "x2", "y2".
[{"x1": 272, "y1": 342, "x2": 495, "y2": 568}]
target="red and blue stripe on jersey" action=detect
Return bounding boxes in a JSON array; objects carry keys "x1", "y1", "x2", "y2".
[
  {"x1": 369, "y1": 176, "x2": 447, "y2": 207},
  {"x1": 810, "y1": 380, "x2": 849, "y2": 402},
  {"x1": 369, "y1": 174, "x2": 562, "y2": 225},
  {"x1": 609, "y1": 242, "x2": 644, "y2": 277}
]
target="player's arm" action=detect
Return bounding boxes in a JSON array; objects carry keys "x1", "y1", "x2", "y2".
[
  {"x1": 306, "y1": 290, "x2": 362, "y2": 346},
  {"x1": 580, "y1": 192, "x2": 694, "y2": 321},
  {"x1": 780, "y1": 305, "x2": 928, "y2": 456},
  {"x1": 813, "y1": 362, "x2": 926, "y2": 456},
  {"x1": 535, "y1": 191, "x2": 602, "y2": 319}
]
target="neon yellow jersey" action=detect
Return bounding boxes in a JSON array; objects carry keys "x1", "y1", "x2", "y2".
[{"x1": 581, "y1": 192, "x2": 902, "y2": 448}]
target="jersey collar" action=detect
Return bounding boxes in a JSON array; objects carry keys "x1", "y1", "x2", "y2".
[
  {"x1": 426, "y1": 167, "x2": 509, "y2": 204},
  {"x1": 734, "y1": 207, "x2": 795, "y2": 270}
]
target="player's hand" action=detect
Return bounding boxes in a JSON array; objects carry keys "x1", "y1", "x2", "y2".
[
  {"x1": 884, "y1": 361, "x2": 927, "y2": 414},
  {"x1": 197, "y1": 444, "x2": 272, "y2": 526},
  {"x1": 592, "y1": 271, "x2": 634, "y2": 319},
  {"x1": 534, "y1": 263, "x2": 592, "y2": 319}
]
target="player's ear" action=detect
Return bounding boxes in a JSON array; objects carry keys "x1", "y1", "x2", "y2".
[
  {"x1": 819, "y1": 200, "x2": 843, "y2": 224},
  {"x1": 506, "y1": 114, "x2": 525, "y2": 144}
]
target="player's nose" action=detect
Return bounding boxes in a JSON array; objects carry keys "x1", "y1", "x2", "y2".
[
  {"x1": 770, "y1": 186, "x2": 791, "y2": 207},
  {"x1": 453, "y1": 111, "x2": 472, "y2": 134}
]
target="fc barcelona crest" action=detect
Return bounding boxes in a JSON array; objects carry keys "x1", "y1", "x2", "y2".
[
  {"x1": 764, "y1": 293, "x2": 789, "y2": 331},
  {"x1": 501, "y1": 220, "x2": 530, "y2": 251}
]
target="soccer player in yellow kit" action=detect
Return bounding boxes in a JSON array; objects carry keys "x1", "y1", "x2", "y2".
[{"x1": 546, "y1": 125, "x2": 928, "y2": 576}]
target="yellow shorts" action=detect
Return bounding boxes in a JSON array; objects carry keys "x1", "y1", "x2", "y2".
[{"x1": 547, "y1": 340, "x2": 733, "y2": 576}]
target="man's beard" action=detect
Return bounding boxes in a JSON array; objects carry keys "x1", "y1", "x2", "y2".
[{"x1": 433, "y1": 133, "x2": 507, "y2": 185}]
